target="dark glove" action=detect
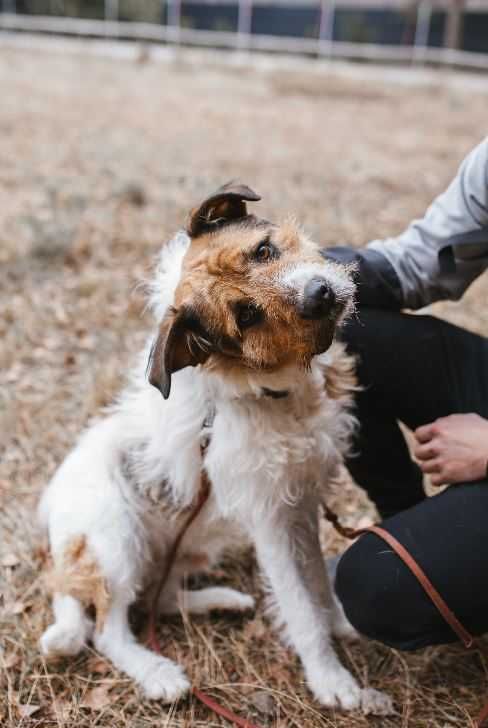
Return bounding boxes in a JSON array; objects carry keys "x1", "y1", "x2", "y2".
[{"x1": 322, "y1": 246, "x2": 403, "y2": 309}]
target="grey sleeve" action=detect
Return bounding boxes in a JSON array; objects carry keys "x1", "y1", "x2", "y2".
[{"x1": 367, "y1": 137, "x2": 488, "y2": 310}]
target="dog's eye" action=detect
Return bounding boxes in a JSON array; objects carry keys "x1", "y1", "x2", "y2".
[
  {"x1": 254, "y1": 239, "x2": 278, "y2": 262},
  {"x1": 237, "y1": 303, "x2": 262, "y2": 329}
]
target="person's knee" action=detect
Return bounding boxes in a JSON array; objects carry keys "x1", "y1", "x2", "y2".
[{"x1": 335, "y1": 534, "x2": 423, "y2": 650}]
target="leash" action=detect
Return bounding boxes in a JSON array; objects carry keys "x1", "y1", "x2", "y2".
[
  {"x1": 146, "y1": 434, "x2": 262, "y2": 728},
  {"x1": 322, "y1": 502, "x2": 488, "y2": 727}
]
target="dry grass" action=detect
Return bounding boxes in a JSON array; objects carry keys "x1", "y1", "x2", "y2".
[{"x1": 1, "y1": 40, "x2": 488, "y2": 728}]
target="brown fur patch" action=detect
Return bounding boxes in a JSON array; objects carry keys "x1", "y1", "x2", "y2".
[{"x1": 48, "y1": 535, "x2": 110, "y2": 633}]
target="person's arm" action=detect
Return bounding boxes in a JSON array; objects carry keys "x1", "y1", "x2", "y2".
[
  {"x1": 324, "y1": 137, "x2": 488, "y2": 310},
  {"x1": 322, "y1": 246, "x2": 404, "y2": 308}
]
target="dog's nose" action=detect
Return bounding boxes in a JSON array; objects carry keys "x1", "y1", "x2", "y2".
[{"x1": 299, "y1": 277, "x2": 336, "y2": 319}]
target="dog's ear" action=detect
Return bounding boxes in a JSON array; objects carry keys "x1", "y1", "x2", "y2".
[
  {"x1": 147, "y1": 307, "x2": 211, "y2": 399},
  {"x1": 188, "y1": 182, "x2": 260, "y2": 238}
]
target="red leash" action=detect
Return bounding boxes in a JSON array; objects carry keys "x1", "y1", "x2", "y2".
[
  {"x1": 192, "y1": 687, "x2": 261, "y2": 728},
  {"x1": 322, "y1": 502, "x2": 487, "y2": 727}
]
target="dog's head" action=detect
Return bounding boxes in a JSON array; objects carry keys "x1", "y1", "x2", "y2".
[{"x1": 148, "y1": 183, "x2": 355, "y2": 398}]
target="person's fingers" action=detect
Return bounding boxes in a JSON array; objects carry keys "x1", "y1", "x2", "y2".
[
  {"x1": 430, "y1": 471, "x2": 446, "y2": 487},
  {"x1": 414, "y1": 423, "x2": 436, "y2": 444},
  {"x1": 414, "y1": 442, "x2": 439, "y2": 461},
  {"x1": 419, "y1": 458, "x2": 442, "y2": 474}
]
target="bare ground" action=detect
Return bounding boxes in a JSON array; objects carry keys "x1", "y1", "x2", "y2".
[{"x1": 1, "y1": 39, "x2": 488, "y2": 728}]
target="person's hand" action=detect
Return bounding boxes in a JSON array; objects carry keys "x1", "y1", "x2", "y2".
[{"x1": 414, "y1": 413, "x2": 488, "y2": 486}]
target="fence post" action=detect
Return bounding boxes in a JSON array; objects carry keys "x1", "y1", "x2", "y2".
[
  {"x1": 444, "y1": 0, "x2": 465, "y2": 50},
  {"x1": 237, "y1": 0, "x2": 252, "y2": 50},
  {"x1": 105, "y1": 0, "x2": 119, "y2": 21},
  {"x1": 318, "y1": 0, "x2": 335, "y2": 56},
  {"x1": 167, "y1": 0, "x2": 182, "y2": 43},
  {"x1": 413, "y1": 0, "x2": 432, "y2": 63},
  {"x1": 105, "y1": 0, "x2": 119, "y2": 37}
]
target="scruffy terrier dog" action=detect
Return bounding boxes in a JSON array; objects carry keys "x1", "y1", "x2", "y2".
[{"x1": 39, "y1": 184, "x2": 392, "y2": 715}]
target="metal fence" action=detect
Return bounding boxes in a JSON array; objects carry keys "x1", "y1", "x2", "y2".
[{"x1": 1, "y1": 1, "x2": 488, "y2": 70}]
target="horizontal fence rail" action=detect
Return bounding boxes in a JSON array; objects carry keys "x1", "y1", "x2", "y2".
[{"x1": 1, "y1": 5, "x2": 488, "y2": 71}]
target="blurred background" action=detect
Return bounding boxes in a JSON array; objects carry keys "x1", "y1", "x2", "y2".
[
  {"x1": 1, "y1": 1, "x2": 487, "y2": 65},
  {"x1": 1, "y1": 3, "x2": 488, "y2": 727}
]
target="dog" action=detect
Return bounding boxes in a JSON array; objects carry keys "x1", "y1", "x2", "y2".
[{"x1": 39, "y1": 183, "x2": 392, "y2": 715}]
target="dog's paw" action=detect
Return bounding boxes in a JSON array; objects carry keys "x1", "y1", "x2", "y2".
[
  {"x1": 360, "y1": 687, "x2": 394, "y2": 716},
  {"x1": 140, "y1": 658, "x2": 190, "y2": 702},
  {"x1": 308, "y1": 665, "x2": 363, "y2": 710},
  {"x1": 40, "y1": 623, "x2": 87, "y2": 658},
  {"x1": 308, "y1": 666, "x2": 394, "y2": 715},
  {"x1": 228, "y1": 592, "x2": 255, "y2": 612}
]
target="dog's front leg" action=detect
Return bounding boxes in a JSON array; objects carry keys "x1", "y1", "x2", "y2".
[{"x1": 253, "y1": 495, "x2": 392, "y2": 715}]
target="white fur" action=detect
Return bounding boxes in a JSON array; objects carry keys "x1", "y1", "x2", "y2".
[{"x1": 39, "y1": 231, "x2": 392, "y2": 714}]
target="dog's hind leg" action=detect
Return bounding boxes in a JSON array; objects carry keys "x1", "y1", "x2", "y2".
[
  {"x1": 41, "y1": 594, "x2": 94, "y2": 657},
  {"x1": 94, "y1": 593, "x2": 190, "y2": 702},
  {"x1": 160, "y1": 586, "x2": 255, "y2": 615}
]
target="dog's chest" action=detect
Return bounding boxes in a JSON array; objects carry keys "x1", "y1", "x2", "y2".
[{"x1": 203, "y1": 397, "x2": 337, "y2": 516}]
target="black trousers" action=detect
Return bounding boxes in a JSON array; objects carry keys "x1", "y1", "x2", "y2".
[{"x1": 335, "y1": 309, "x2": 488, "y2": 650}]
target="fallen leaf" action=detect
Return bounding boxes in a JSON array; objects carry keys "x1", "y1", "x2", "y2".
[
  {"x1": 33, "y1": 546, "x2": 49, "y2": 566},
  {"x1": 87, "y1": 657, "x2": 110, "y2": 675},
  {"x1": 249, "y1": 690, "x2": 276, "y2": 716},
  {"x1": 10, "y1": 601, "x2": 29, "y2": 615},
  {"x1": 4, "y1": 366, "x2": 22, "y2": 384},
  {"x1": 77, "y1": 333, "x2": 96, "y2": 351},
  {"x1": 2, "y1": 554, "x2": 20, "y2": 568},
  {"x1": 17, "y1": 703, "x2": 41, "y2": 718},
  {"x1": 242, "y1": 618, "x2": 267, "y2": 641},
  {"x1": 268, "y1": 661, "x2": 293, "y2": 688},
  {"x1": 52, "y1": 698, "x2": 71, "y2": 720},
  {"x1": 80, "y1": 685, "x2": 111, "y2": 710},
  {"x1": 54, "y1": 305, "x2": 69, "y2": 325},
  {"x1": 2, "y1": 652, "x2": 20, "y2": 669}
]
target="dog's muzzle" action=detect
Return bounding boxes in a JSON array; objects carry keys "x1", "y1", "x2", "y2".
[{"x1": 298, "y1": 277, "x2": 337, "y2": 320}]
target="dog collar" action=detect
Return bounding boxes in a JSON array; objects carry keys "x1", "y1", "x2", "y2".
[{"x1": 261, "y1": 387, "x2": 290, "y2": 399}]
